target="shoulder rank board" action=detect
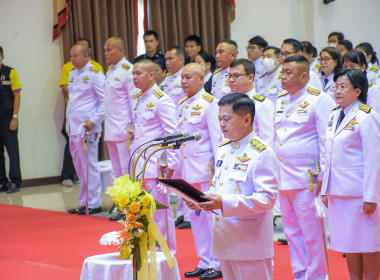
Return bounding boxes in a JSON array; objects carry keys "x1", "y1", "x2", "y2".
[
  {"x1": 359, "y1": 103, "x2": 371, "y2": 113},
  {"x1": 252, "y1": 94, "x2": 265, "y2": 102},
  {"x1": 122, "y1": 63, "x2": 131, "y2": 71},
  {"x1": 153, "y1": 88, "x2": 165, "y2": 98},
  {"x1": 202, "y1": 93, "x2": 214, "y2": 102},
  {"x1": 332, "y1": 105, "x2": 341, "y2": 111},
  {"x1": 213, "y1": 68, "x2": 221, "y2": 75},
  {"x1": 250, "y1": 139, "x2": 267, "y2": 152},
  {"x1": 219, "y1": 139, "x2": 231, "y2": 147},
  {"x1": 278, "y1": 90, "x2": 289, "y2": 98},
  {"x1": 369, "y1": 67, "x2": 378, "y2": 72},
  {"x1": 107, "y1": 64, "x2": 113, "y2": 71},
  {"x1": 134, "y1": 91, "x2": 142, "y2": 99},
  {"x1": 89, "y1": 66, "x2": 99, "y2": 73},
  {"x1": 178, "y1": 96, "x2": 188, "y2": 105},
  {"x1": 307, "y1": 87, "x2": 321, "y2": 96}
]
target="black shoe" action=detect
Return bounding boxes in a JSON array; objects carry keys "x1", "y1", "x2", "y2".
[
  {"x1": 184, "y1": 267, "x2": 207, "y2": 278},
  {"x1": 277, "y1": 238, "x2": 288, "y2": 245},
  {"x1": 78, "y1": 206, "x2": 102, "y2": 215},
  {"x1": 175, "y1": 215, "x2": 184, "y2": 227},
  {"x1": 176, "y1": 221, "x2": 191, "y2": 229},
  {"x1": 0, "y1": 183, "x2": 8, "y2": 193},
  {"x1": 109, "y1": 213, "x2": 125, "y2": 221},
  {"x1": 199, "y1": 269, "x2": 223, "y2": 280},
  {"x1": 68, "y1": 206, "x2": 85, "y2": 214},
  {"x1": 6, "y1": 182, "x2": 19, "y2": 194}
]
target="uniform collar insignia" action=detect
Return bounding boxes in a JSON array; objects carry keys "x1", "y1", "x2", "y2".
[
  {"x1": 237, "y1": 153, "x2": 251, "y2": 162},
  {"x1": 82, "y1": 76, "x2": 90, "y2": 83},
  {"x1": 192, "y1": 105, "x2": 202, "y2": 110}
]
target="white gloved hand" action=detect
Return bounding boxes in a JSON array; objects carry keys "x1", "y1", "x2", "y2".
[
  {"x1": 313, "y1": 194, "x2": 328, "y2": 218},
  {"x1": 156, "y1": 182, "x2": 167, "y2": 194},
  {"x1": 99, "y1": 231, "x2": 121, "y2": 246},
  {"x1": 76, "y1": 122, "x2": 87, "y2": 138}
]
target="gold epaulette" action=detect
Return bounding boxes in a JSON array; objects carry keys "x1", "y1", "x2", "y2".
[
  {"x1": 122, "y1": 63, "x2": 131, "y2": 71},
  {"x1": 315, "y1": 64, "x2": 320, "y2": 71},
  {"x1": 107, "y1": 64, "x2": 113, "y2": 71},
  {"x1": 134, "y1": 91, "x2": 142, "y2": 99},
  {"x1": 359, "y1": 103, "x2": 371, "y2": 113},
  {"x1": 259, "y1": 73, "x2": 266, "y2": 79},
  {"x1": 165, "y1": 72, "x2": 172, "y2": 77},
  {"x1": 307, "y1": 87, "x2": 321, "y2": 96},
  {"x1": 202, "y1": 93, "x2": 214, "y2": 103},
  {"x1": 250, "y1": 139, "x2": 267, "y2": 153},
  {"x1": 332, "y1": 105, "x2": 341, "y2": 111},
  {"x1": 219, "y1": 139, "x2": 231, "y2": 147},
  {"x1": 178, "y1": 96, "x2": 188, "y2": 105},
  {"x1": 252, "y1": 94, "x2": 266, "y2": 102},
  {"x1": 213, "y1": 68, "x2": 221, "y2": 75},
  {"x1": 89, "y1": 66, "x2": 99, "y2": 73},
  {"x1": 369, "y1": 82, "x2": 373, "y2": 87},
  {"x1": 153, "y1": 88, "x2": 165, "y2": 98},
  {"x1": 278, "y1": 91, "x2": 288, "y2": 98},
  {"x1": 369, "y1": 67, "x2": 379, "y2": 72},
  {"x1": 278, "y1": 72, "x2": 282, "y2": 79}
]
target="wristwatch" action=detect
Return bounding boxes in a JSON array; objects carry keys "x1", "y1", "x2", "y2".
[{"x1": 12, "y1": 114, "x2": 18, "y2": 119}]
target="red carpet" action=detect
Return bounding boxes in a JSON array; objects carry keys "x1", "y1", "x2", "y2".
[{"x1": 0, "y1": 204, "x2": 348, "y2": 279}]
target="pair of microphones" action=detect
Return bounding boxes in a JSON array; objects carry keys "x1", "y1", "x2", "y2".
[{"x1": 154, "y1": 130, "x2": 201, "y2": 145}]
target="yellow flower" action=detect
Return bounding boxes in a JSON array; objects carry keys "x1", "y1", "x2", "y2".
[
  {"x1": 129, "y1": 202, "x2": 141, "y2": 213},
  {"x1": 140, "y1": 207, "x2": 150, "y2": 216},
  {"x1": 142, "y1": 196, "x2": 151, "y2": 207}
]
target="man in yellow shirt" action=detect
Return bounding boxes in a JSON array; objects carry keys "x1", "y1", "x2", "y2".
[
  {"x1": 58, "y1": 38, "x2": 103, "y2": 187},
  {"x1": 0, "y1": 46, "x2": 22, "y2": 194}
]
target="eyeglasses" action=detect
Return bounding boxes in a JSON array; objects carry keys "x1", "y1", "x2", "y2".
[
  {"x1": 228, "y1": 73, "x2": 250, "y2": 80},
  {"x1": 246, "y1": 45, "x2": 258, "y2": 51},
  {"x1": 318, "y1": 57, "x2": 333, "y2": 63},
  {"x1": 332, "y1": 84, "x2": 352, "y2": 91},
  {"x1": 280, "y1": 51, "x2": 297, "y2": 57}
]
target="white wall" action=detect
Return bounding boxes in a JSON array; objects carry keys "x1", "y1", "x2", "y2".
[
  {"x1": 0, "y1": 0, "x2": 64, "y2": 180},
  {"x1": 231, "y1": 0, "x2": 380, "y2": 60}
]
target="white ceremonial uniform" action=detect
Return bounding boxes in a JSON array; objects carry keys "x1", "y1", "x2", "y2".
[
  {"x1": 246, "y1": 89, "x2": 275, "y2": 148},
  {"x1": 310, "y1": 60, "x2": 321, "y2": 75},
  {"x1": 161, "y1": 68, "x2": 187, "y2": 109},
  {"x1": 210, "y1": 131, "x2": 278, "y2": 280},
  {"x1": 257, "y1": 67, "x2": 282, "y2": 105},
  {"x1": 177, "y1": 89, "x2": 222, "y2": 270},
  {"x1": 253, "y1": 57, "x2": 266, "y2": 91},
  {"x1": 367, "y1": 82, "x2": 380, "y2": 114},
  {"x1": 66, "y1": 61, "x2": 105, "y2": 208},
  {"x1": 104, "y1": 57, "x2": 137, "y2": 178},
  {"x1": 211, "y1": 68, "x2": 231, "y2": 99},
  {"x1": 321, "y1": 101, "x2": 380, "y2": 252},
  {"x1": 274, "y1": 84, "x2": 335, "y2": 280},
  {"x1": 320, "y1": 73, "x2": 335, "y2": 101},
  {"x1": 277, "y1": 70, "x2": 323, "y2": 96},
  {"x1": 131, "y1": 84, "x2": 178, "y2": 252},
  {"x1": 367, "y1": 66, "x2": 380, "y2": 84}
]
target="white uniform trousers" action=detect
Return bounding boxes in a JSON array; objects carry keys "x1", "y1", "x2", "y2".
[
  {"x1": 220, "y1": 258, "x2": 272, "y2": 280},
  {"x1": 106, "y1": 141, "x2": 131, "y2": 178},
  {"x1": 176, "y1": 199, "x2": 190, "y2": 221},
  {"x1": 69, "y1": 135, "x2": 102, "y2": 208},
  {"x1": 279, "y1": 188, "x2": 326, "y2": 280},
  {"x1": 190, "y1": 182, "x2": 220, "y2": 270},
  {"x1": 144, "y1": 179, "x2": 177, "y2": 253}
]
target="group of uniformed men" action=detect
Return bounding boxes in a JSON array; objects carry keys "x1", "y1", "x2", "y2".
[{"x1": 60, "y1": 30, "x2": 380, "y2": 280}]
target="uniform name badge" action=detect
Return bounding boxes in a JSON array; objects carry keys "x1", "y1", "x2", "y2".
[
  {"x1": 233, "y1": 163, "x2": 248, "y2": 171},
  {"x1": 216, "y1": 160, "x2": 223, "y2": 167}
]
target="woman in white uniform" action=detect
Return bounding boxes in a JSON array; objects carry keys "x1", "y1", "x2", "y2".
[
  {"x1": 319, "y1": 47, "x2": 342, "y2": 100},
  {"x1": 320, "y1": 68, "x2": 380, "y2": 280}
]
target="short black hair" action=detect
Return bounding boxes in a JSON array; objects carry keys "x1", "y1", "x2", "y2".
[
  {"x1": 284, "y1": 55, "x2": 310, "y2": 66},
  {"x1": 167, "y1": 46, "x2": 185, "y2": 58},
  {"x1": 248, "y1": 36, "x2": 268, "y2": 49},
  {"x1": 338, "y1": 40, "x2": 353, "y2": 51},
  {"x1": 328, "y1": 32, "x2": 344, "y2": 41},
  {"x1": 334, "y1": 68, "x2": 368, "y2": 104},
  {"x1": 355, "y1": 42, "x2": 378, "y2": 65},
  {"x1": 0, "y1": 46, "x2": 3, "y2": 56},
  {"x1": 218, "y1": 93, "x2": 255, "y2": 125},
  {"x1": 282, "y1": 38, "x2": 303, "y2": 53},
  {"x1": 143, "y1": 30, "x2": 159, "y2": 41},
  {"x1": 220, "y1": 39, "x2": 238, "y2": 49},
  {"x1": 75, "y1": 37, "x2": 91, "y2": 48},
  {"x1": 198, "y1": 50, "x2": 216, "y2": 73},
  {"x1": 230, "y1": 58, "x2": 255, "y2": 75},
  {"x1": 263, "y1": 46, "x2": 281, "y2": 57},
  {"x1": 185, "y1": 35, "x2": 202, "y2": 48},
  {"x1": 302, "y1": 41, "x2": 314, "y2": 55},
  {"x1": 343, "y1": 50, "x2": 368, "y2": 70}
]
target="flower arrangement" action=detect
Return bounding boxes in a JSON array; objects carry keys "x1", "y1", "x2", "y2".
[{"x1": 106, "y1": 174, "x2": 174, "y2": 279}]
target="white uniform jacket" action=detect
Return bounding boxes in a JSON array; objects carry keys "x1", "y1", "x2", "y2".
[
  {"x1": 104, "y1": 57, "x2": 137, "y2": 141},
  {"x1": 367, "y1": 66, "x2": 380, "y2": 84},
  {"x1": 211, "y1": 67, "x2": 231, "y2": 99},
  {"x1": 320, "y1": 73, "x2": 335, "y2": 101},
  {"x1": 253, "y1": 57, "x2": 266, "y2": 91},
  {"x1": 367, "y1": 82, "x2": 380, "y2": 113},
  {"x1": 274, "y1": 84, "x2": 336, "y2": 190},
  {"x1": 161, "y1": 68, "x2": 187, "y2": 108},
  {"x1": 177, "y1": 89, "x2": 222, "y2": 183},
  {"x1": 257, "y1": 67, "x2": 281, "y2": 104},
  {"x1": 131, "y1": 85, "x2": 179, "y2": 179},
  {"x1": 66, "y1": 61, "x2": 105, "y2": 136},
  {"x1": 321, "y1": 101, "x2": 380, "y2": 202},
  {"x1": 210, "y1": 131, "x2": 279, "y2": 261},
  {"x1": 310, "y1": 60, "x2": 321, "y2": 75},
  {"x1": 246, "y1": 89, "x2": 275, "y2": 148}
]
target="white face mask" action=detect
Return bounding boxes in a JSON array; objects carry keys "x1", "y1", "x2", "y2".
[
  {"x1": 262, "y1": 58, "x2": 276, "y2": 72},
  {"x1": 328, "y1": 43, "x2": 338, "y2": 48}
]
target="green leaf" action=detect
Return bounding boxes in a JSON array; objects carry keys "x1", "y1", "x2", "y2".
[{"x1": 155, "y1": 200, "x2": 168, "y2": 209}]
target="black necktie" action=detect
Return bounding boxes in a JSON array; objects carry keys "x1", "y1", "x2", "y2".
[
  {"x1": 335, "y1": 110, "x2": 345, "y2": 132},
  {"x1": 324, "y1": 78, "x2": 329, "y2": 90}
]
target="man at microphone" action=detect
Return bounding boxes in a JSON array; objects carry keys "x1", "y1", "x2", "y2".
[
  {"x1": 177, "y1": 63, "x2": 222, "y2": 279},
  {"x1": 131, "y1": 59, "x2": 178, "y2": 252}
]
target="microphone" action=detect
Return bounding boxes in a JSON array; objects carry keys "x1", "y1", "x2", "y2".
[
  {"x1": 154, "y1": 130, "x2": 189, "y2": 141},
  {"x1": 163, "y1": 132, "x2": 201, "y2": 145}
]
